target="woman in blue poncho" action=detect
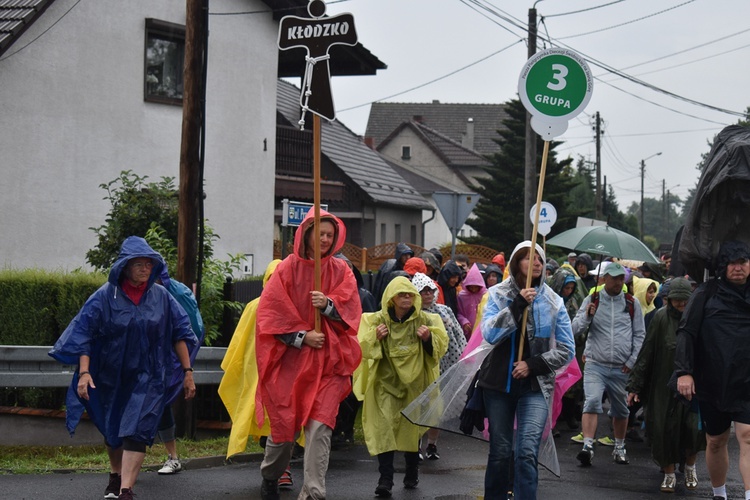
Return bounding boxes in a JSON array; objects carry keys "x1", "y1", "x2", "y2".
[{"x1": 49, "y1": 236, "x2": 198, "y2": 500}]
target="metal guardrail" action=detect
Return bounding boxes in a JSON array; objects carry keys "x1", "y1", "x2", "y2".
[{"x1": 0, "y1": 345, "x2": 227, "y2": 387}]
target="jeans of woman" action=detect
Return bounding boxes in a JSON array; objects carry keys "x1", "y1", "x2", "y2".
[{"x1": 483, "y1": 378, "x2": 548, "y2": 500}]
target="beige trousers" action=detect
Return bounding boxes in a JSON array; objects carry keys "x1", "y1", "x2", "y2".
[{"x1": 260, "y1": 419, "x2": 332, "y2": 500}]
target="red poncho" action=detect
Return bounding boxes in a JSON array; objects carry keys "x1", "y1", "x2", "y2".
[{"x1": 255, "y1": 210, "x2": 362, "y2": 442}]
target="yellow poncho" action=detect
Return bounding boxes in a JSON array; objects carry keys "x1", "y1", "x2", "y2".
[
  {"x1": 218, "y1": 260, "x2": 280, "y2": 458},
  {"x1": 355, "y1": 277, "x2": 448, "y2": 455}
]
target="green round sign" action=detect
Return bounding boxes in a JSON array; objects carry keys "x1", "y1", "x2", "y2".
[{"x1": 518, "y1": 48, "x2": 593, "y2": 124}]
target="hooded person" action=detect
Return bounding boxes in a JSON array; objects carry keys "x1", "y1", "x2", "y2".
[
  {"x1": 627, "y1": 277, "x2": 705, "y2": 493},
  {"x1": 219, "y1": 260, "x2": 282, "y2": 459},
  {"x1": 373, "y1": 243, "x2": 415, "y2": 303},
  {"x1": 49, "y1": 236, "x2": 198, "y2": 500},
  {"x1": 457, "y1": 263, "x2": 487, "y2": 340},
  {"x1": 492, "y1": 252, "x2": 506, "y2": 273},
  {"x1": 403, "y1": 256, "x2": 427, "y2": 278},
  {"x1": 477, "y1": 241, "x2": 575, "y2": 499},
  {"x1": 574, "y1": 253, "x2": 596, "y2": 292},
  {"x1": 355, "y1": 276, "x2": 449, "y2": 497},
  {"x1": 483, "y1": 263, "x2": 504, "y2": 288},
  {"x1": 419, "y1": 251, "x2": 441, "y2": 281},
  {"x1": 632, "y1": 275, "x2": 660, "y2": 317},
  {"x1": 437, "y1": 260, "x2": 462, "y2": 315},
  {"x1": 254, "y1": 209, "x2": 363, "y2": 500}
]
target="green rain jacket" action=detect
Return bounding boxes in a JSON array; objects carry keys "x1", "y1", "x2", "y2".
[{"x1": 355, "y1": 276, "x2": 448, "y2": 455}]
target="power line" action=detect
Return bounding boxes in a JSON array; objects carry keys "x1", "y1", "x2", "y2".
[
  {"x1": 0, "y1": 0, "x2": 82, "y2": 61},
  {"x1": 209, "y1": 0, "x2": 350, "y2": 16},
  {"x1": 555, "y1": 0, "x2": 696, "y2": 40},
  {"x1": 337, "y1": 40, "x2": 522, "y2": 113},
  {"x1": 545, "y1": 0, "x2": 626, "y2": 18}
]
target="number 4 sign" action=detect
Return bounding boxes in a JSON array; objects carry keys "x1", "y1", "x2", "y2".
[{"x1": 518, "y1": 48, "x2": 593, "y2": 140}]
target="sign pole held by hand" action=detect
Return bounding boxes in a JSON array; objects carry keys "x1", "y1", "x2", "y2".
[
  {"x1": 516, "y1": 48, "x2": 593, "y2": 362},
  {"x1": 277, "y1": 0, "x2": 358, "y2": 331}
]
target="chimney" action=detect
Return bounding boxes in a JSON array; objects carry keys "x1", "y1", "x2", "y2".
[
  {"x1": 363, "y1": 136, "x2": 375, "y2": 150},
  {"x1": 432, "y1": 99, "x2": 440, "y2": 104},
  {"x1": 461, "y1": 117, "x2": 475, "y2": 150}
]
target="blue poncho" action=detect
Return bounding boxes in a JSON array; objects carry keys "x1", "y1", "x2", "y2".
[{"x1": 49, "y1": 236, "x2": 198, "y2": 447}]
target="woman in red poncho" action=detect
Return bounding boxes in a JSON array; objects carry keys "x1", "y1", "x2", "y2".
[{"x1": 255, "y1": 209, "x2": 362, "y2": 500}]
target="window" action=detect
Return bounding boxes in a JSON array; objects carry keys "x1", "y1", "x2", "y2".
[
  {"x1": 401, "y1": 145, "x2": 411, "y2": 160},
  {"x1": 410, "y1": 225, "x2": 417, "y2": 243},
  {"x1": 395, "y1": 224, "x2": 401, "y2": 242},
  {"x1": 380, "y1": 223, "x2": 386, "y2": 244},
  {"x1": 144, "y1": 19, "x2": 185, "y2": 105}
]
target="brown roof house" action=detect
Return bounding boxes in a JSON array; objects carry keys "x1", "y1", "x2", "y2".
[{"x1": 365, "y1": 101, "x2": 509, "y2": 248}]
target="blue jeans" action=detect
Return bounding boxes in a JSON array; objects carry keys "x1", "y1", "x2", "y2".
[{"x1": 483, "y1": 378, "x2": 548, "y2": 500}]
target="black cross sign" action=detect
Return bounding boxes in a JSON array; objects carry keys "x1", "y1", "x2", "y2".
[{"x1": 278, "y1": 0, "x2": 357, "y2": 126}]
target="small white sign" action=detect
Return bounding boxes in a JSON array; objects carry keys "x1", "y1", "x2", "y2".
[{"x1": 530, "y1": 202, "x2": 557, "y2": 236}]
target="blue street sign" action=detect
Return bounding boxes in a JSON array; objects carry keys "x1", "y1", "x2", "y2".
[{"x1": 282, "y1": 199, "x2": 329, "y2": 227}]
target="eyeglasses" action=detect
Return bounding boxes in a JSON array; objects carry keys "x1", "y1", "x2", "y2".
[
  {"x1": 420, "y1": 289, "x2": 435, "y2": 294},
  {"x1": 397, "y1": 292, "x2": 415, "y2": 298},
  {"x1": 129, "y1": 261, "x2": 154, "y2": 270}
]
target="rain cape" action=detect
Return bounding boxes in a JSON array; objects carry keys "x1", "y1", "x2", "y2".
[
  {"x1": 355, "y1": 276, "x2": 448, "y2": 455},
  {"x1": 402, "y1": 242, "x2": 575, "y2": 476},
  {"x1": 255, "y1": 210, "x2": 362, "y2": 442},
  {"x1": 218, "y1": 260, "x2": 282, "y2": 457},
  {"x1": 49, "y1": 236, "x2": 198, "y2": 447},
  {"x1": 679, "y1": 125, "x2": 750, "y2": 281}
]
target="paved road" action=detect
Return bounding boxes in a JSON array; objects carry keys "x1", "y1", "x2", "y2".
[{"x1": 2, "y1": 422, "x2": 745, "y2": 499}]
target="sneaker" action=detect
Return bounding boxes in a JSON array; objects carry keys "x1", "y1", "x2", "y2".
[
  {"x1": 104, "y1": 473, "x2": 121, "y2": 499},
  {"x1": 157, "y1": 456, "x2": 182, "y2": 475},
  {"x1": 684, "y1": 467, "x2": 698, "y2": 490},
  {"x1": 425, "y1": 443, "x2": 440, "y2": 460},
  {"x1": 260, "y1": 478, "x2": 280, "y2": 500},
  {"x1": 597, "y1": 436, "x2": 615, "y2": 446},
  {"x1": 277, "y1": 466, "x2": 293, "y2": 490},
  {"x1": 570, "y1": 432, "x2": 584, "y2": 443},
  {"x1": 612, "y1": 445, "x2": 629, "y2": 464},
  {"x1": 660, "y1": 474, "x2": 676, "y2": 493},
  {"x1": 418, "y1": 450, "x2": 424, "y2": 462},
  {"x1": 118, "y1": 488, "x2": 135, "y2": 500},
  {"x1": 375, "y1": 476, "x2": 393, "y2": 497},
  {"x1": 576, "y1": 444, "x2": 594, "y2": 466}
]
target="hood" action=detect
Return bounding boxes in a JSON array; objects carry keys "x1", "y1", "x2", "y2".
[
  {"x1": 381, "y1": 275, "x2": 422, "y2": 312},
  {"x1": 437, "y1": 260, "x2": 462, "y2": 287},
  {"x1": 549, "y1": 267, "x2": 577, "y2": 296},
  {"x1": 404, "y1": 257, "x2": 427, "y2": 276},
  {"x1": 419, "y1": 251, "x2": 440, "y2": 271},
  {"x1": 294, "y1": 208, "x2": 347, "y2": 261},
  {"x1": 108, "y1": 236, "x2": 165, "y2": 287},
  {"x1": 483, "y1": 264, "x2": 503, "y2": 285},
  {"x1": 412, "y1": 272, "x2": 438, "y2": 300},
  {"x1": 395, "y1": 242, "x2": 415, "y2": 262},
  {"x1": 633, "y1": 275, "x2": 659, "y2": 313},
  {"x1": 508, "y1": 241, "x2": 546, "y2": 277},
  {"x1": 574, "y1": 253, "x2": 594, "y2": 272},
  {"x1": 716, "y1": 240, "x2": 750, "y2": 279},
  {"x1": 667, "y1": 276, "x2": 693, "y2": 301},
  {"x1": 461, "y1": 263, "x2": 487, "y2": 292},
  {"x1": 263, "y1": 259, "x2": 282, "y2": 287},
  {"x1": 429, "y1": 247, "x2": 444, "y2": 266},
  {"x1": 492, "y1": 253, "x2": 506, "y2": 269}
]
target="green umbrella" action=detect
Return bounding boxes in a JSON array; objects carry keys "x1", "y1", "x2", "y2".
[{"x1": 546, "y1": 225, "x2": 659, "y2": 263}]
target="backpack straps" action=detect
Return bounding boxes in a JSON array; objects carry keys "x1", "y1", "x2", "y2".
[{"x1": 591, "y1": 291, "x2": 635, "y2": 321}]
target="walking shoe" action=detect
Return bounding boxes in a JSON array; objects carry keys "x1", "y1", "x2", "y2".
[
  {"x1": 660, "y1": 474, "x2": 676, "y2": 493},
  {"x1": 403, "y1": 468, "x2": 419, "y2": 489},
  {"x1": 597, "y1": 436, "x2": 615, "y2": 446},
  {"x1": 374, "y1": 476, "x2": 393, "y2": 497},
  {"x1": 118, "y1": 488, "x2": 135, "y2": 500},
  {"x1": 425, "y1": 443, "x2": 440, "y2": 460},
  {"x1": 570, "y1": 432, "x2": 584, "y2": 443},
  {"x1": 260, "y1": 478, "x2": 280, "y2": 500},
  {"x1": 104, "y1": 473, "x2": 121, "y2": 499},
  {"x1": 576, "y1": 444, "x2": 594, "y2": 466},
  {"x1": 277, "y1": 466, "x2": 293, "y2": 490},
  {"x1": 684, "y1": 467, "x2": 698, "y2": 489},
  {"x1": 157, "y1": 456, "x2": 182, "y2": 475},
  {"x1": 612, "y1": 445, "x2": 629, "y2": 464}
]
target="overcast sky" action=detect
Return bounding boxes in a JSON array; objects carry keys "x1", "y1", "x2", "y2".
[{"x1": 318, "y1": 0, "x2": 749, "y2": 212}]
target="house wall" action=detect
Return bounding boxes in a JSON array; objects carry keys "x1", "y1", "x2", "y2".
[
  {"x1": 379, "y1": 128, "x2": 469, "y2": 189},
  {"x1": 373, "y1": 206, "x2": 422, "y2": 246},
  {"x1": 0, "y1": 0, "x2": 277, "y2": 274}
]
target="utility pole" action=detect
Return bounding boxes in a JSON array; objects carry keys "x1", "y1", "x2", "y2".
[
  {"x1": 662, "y1": 179, "x2": 666, "y2": 236},
  {"x1": 524, "y1": 6, "x2": 538, "y2": 238},
  {"x1": 602, "y1": 175, "x2": 607, "y2": 216},
  {"x1": 595, "y1": 112, "x2": 602, "y2": 219},
  {"x1": 666, "y1": 189, "x2": 671, "y2": 236},
  {"x1": 176, "y1": 0, "x2": 208, "y2": 440},
  {"x1": 640, "y1": 159, "x2": 645, "y2": 240}
]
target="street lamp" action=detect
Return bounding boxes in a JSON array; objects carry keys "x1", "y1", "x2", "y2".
[{"x1": 640, "y1": 152, "x2": 662, "y2": 241}]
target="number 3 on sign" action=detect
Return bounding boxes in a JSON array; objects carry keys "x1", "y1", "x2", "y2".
[{"x1": 547, "y1": 64, "x2": 568, "y2": 91}]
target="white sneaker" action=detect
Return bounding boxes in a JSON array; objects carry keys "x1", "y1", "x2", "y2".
[{"x1": 157, "y1": 456, "x2": 182, "y2": 475}]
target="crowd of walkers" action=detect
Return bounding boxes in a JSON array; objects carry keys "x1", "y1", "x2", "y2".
[{"x1": 50, "y1": 220, "x2": 750, "y2": 500}]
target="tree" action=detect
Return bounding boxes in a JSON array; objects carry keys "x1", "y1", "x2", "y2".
[
  {"x1": 464, "y1": 99, "x2": 576, "y2": 253},
  {"x1": 86, "y1": 170, "x2": 242, "y2": 345}
]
